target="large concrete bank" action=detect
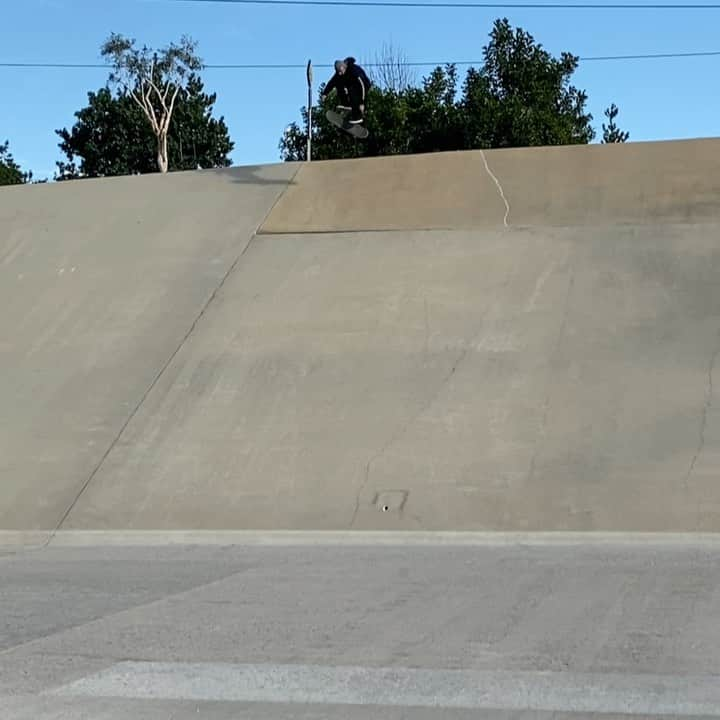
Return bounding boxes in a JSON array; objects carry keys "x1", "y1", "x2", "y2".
[{"x1": 2, "y1": 138, "x2": 720, "y2": 535}]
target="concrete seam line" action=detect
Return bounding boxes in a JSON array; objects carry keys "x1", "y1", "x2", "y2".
[
  {"x1": 49, "y1": 174, "x2": 298, "y2": 539},
  {"x1": 256, "y1": 217, "x2": 720, "y2": 235},
  {"x1": 255, "y1": 162, "x2": 304, "y2": 234},
  {"x1": 256, "y1": 225, "x2": 468, "y2": 235},
  {"x1": 253, "y1": 163, "x2": 303, "y2": 235}
]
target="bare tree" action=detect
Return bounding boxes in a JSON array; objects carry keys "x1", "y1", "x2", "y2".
[
  {"x1": 368, "y1": 41, "x2": 416, "y2": 92},
  {"x1": 101, "y1": 33, "x2": 203, "y2": 173}
]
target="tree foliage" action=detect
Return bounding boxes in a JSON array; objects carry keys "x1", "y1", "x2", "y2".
[
  {"x1": 56, "y1": 74, "x2": 233, "y2": 179},
  {"x1": 0, "y1": 140, "x2": 32, "y2": 186},
  {"x1": 100, "y1": 33, "x2": 204, "y2": 172},
  {"x1": 472, "y1": 18, "x2": 594, "y2": 147},
  {"x1": 281, "y1": 18, "x2": 616, "y2": 161},
  {"x1": 0, "y1": 141, "x2": 26, "y2": 186},
  {"x1": 602, "y1": 103, "x2": 630, "y2": 143}
]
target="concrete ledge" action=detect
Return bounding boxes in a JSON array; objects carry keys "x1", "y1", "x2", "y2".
[
  {"x1": 4, "y1": 530, "x2": 720, "y2": 549},
  {"x1": 259, "y1": 138, "x2": 720, "y2": 233}
]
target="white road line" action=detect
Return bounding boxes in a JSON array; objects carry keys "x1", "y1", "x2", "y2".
[{"x1": 48, "y1": 662, "x2": 720, "y2": 716}]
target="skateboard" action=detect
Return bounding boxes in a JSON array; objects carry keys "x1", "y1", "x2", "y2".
[{"x1": 326, "y1": 109, "x2": 369, "y2": 139}]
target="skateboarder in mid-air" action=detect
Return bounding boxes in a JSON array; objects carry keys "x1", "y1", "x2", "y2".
[{"x1": 321, "y1": 57, "x2": 372, "y2": 124}]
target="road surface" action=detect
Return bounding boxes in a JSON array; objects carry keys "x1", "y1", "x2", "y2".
[{"x1": 2, "y1": 538, "x2": 720, "y2": 718}]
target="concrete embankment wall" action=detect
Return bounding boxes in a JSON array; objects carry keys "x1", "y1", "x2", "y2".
[{"x1": 2, "y1": 138, "x2": 720, "y2": 534}]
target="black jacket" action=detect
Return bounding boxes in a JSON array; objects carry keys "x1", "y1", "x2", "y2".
[{"x1": 323, "y1": 58, "x2": 371, "y2": 100}]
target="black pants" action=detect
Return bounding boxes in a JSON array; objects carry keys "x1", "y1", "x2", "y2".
[{"x1": 337, "y1": 82, "x2": 366, "y2": 121}]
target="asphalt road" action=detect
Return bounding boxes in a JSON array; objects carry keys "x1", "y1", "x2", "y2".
[{"x1": 2, "y1": 539, "x2": 720, "y2": 718}]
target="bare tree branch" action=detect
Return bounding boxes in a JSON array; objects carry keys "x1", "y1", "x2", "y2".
[
  {"x1": 369, "y1": 41, "x2": 416, "y2": 92},
  {"x1": 164, "y1": 85, "x2": 182, "y2": 132},
  {"x1": 128, "y1": 87, "x2": 158, "y2": 135},
  {"x1": 139, "y1": 84, "x2": 161, "y2": 135},
  {"x1": 100, "y1": 32, "x2": 203, "y2": 173}
]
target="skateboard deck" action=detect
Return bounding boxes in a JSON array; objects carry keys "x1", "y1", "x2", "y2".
[{"x1": 326, "y1": 109, "x2": 369, "y2": 139}]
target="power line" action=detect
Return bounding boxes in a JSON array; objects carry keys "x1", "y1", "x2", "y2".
[
  {"x1": 0, "y1": 63, "x2": 108, "y2": 69},
  {"x1": 2, "y1": 50, "x2": 720, "y2": 70},
  {"x1": 168, "y1": 0, "x2": 720, "y2": 7},
  {"x1": 581, "y1": 49, "x2": 720, "y2": 59}
]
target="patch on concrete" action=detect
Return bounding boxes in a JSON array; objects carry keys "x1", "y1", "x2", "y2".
[{"x1": 374, "y1": 490, "x2": 408, "y2": 513}]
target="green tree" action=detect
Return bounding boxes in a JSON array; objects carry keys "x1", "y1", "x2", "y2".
[
  {"x1": 602, "y1": 103, "x2": 630, "y2": 143},
  {"x1": 281, "y1": 19, "x2": 607, "y2": 160},
  {"x1": 56, "y1": 74, "x2": 233, "y2": 179},
  {"x1": 280, "y1": 86, "x2": 413, "y2": 161},
  {"x1": 280, "y1": 70, "x2": 464, "y2": 161},
  {"x1": 468, "y1": 18, "x2": 595, "y2": 147},
  {"x1": 405, "y1": 65, "x2": 466, "y2": 153},
  {"x1": 56, "y1": 88, "x2": 154, "y2": 179},
  {"x1": 0, "y1": 140, "x2": 32, "y2": 186},
  {"x1": 101, "y1": 33, "x2": 204, "y2": 173}
]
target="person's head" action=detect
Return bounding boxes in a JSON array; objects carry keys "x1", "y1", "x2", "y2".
[{"x1": 334, "y1": 59, "x2": 346, "y2": 74}]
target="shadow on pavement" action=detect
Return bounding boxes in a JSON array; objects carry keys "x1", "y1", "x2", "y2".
[{"x1": 226, "y1": 165, "x2": 299, "y2": 187}]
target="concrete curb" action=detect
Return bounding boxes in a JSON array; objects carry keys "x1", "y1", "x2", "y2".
[{"x1": 4, "y1": 530, "x2": 720, "y2": 549}]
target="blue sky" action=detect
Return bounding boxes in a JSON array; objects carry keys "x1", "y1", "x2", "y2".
[{"x1": 3, "y1": 0, "x2": 720, "y2": 179}]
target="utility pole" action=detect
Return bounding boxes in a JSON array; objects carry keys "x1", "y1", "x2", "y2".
[{"x1": 306, "y1": 59, "x2": 313, "y2": 162}]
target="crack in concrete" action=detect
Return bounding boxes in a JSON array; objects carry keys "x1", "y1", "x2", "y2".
[
  {"x1": 423, "y1": 296, "x2": 430, "y2": 361},
  {"x1": 348, "y1": 324, "x2": 488, "y2": 528},
  {"x1": 480, "y1": 150, "x2": 510, "y2": 228},
  {"x1": 349, "y1": 273, "x2": 511, "y2": 528},
  {"x1": 683, "y1": 329, "x2": 720, "y2": 493},
  {"x1": 526, "y1": 262, "x2": 575, "y2": 486}
]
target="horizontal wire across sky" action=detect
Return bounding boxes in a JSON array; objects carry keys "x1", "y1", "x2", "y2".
[
  {"x1": 5, "y1": 0, "x2": 720, "y2": 71},
  {"x1": 167, "y1": 0, "x2": 720, "y2": 7},
  {"x1": 2, "y1": 49, "x2": 720, "y2": 70}
]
